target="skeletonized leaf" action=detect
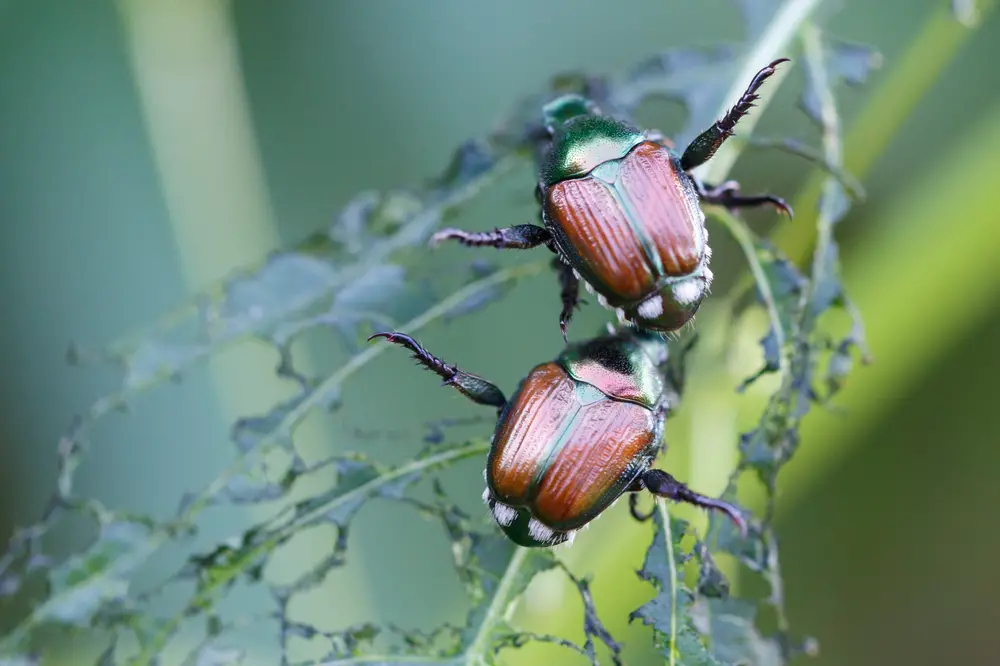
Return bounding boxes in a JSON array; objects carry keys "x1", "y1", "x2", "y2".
[
  {"x1": 41, "y1": 518, "x2": 155, "y2": 627},
  {"x1": 690, "y1": 598, "x2": 783, "y2": 666},
  {"x1": 631, "y1": 506, "x2": 722, "y2": 666}
]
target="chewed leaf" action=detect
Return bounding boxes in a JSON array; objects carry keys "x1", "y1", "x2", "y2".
[
  {"x1": 710, "y1": 207, "x2": 808, "y2": 392},
  {"x1": 827, "y1": 39, "x2": 882, "y2": 84},
  {"x1": 800, "y1": 36, "x2": 880, "y2": 126},
  {"x1": 78, "y1": 135, "x2": 519, "y2": 404},
  {"x1": 616, "y1": 46, "x2": 740, "y2": 146},
  {"x1": 460, "y1": 547, "x2": 555, "y2": 656},
  {"x1": 740, "y1": 239, "x2": 809, "y2": 391},
  {"x1": 219, "y1": 254, "x2": 339, "y2": 331},
  {"x1": 690, "y1": 598, "x2": 783, "y2": 666},
  {"x1": 807, "y1": 241, "x2": 843, "y2": 317},
  {"x1": 42, "y1": 518, "x2": 154, "y2": 627},
  {"x1": 569, "y1": 575, "x2": 623, "y2": 665},
  {"x1": 540, "y1": 565, "x2": 624, "y2": 666},
  {"x1": 631, "y1": 506, "x2": 723, "y2": 666}
]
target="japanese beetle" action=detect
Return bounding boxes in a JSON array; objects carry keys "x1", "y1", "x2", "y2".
[
  {"x1": 368, "y1": 328, "x2": 746, "y2": 548},
  {"x1": 432, "y1": 59, "x2": 792, "y2": 339}
]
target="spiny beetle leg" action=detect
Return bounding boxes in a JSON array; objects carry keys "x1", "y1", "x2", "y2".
[
  {"x1": 680, "y1": 58, "x2": 790, "y2": 171},
  {"x1": 697, "y1": 179, "x2": 793, "y2": 218},
  {"x1": 367, "y1": 332, "x2": 507, "y2": 411},
  {"x1": 429, "y1": 223, "x2": 551, "y2": 250},
  {"x1": 553, "y1": 259, "x2": 582, "y2": 342},
  {"x1": 640, "y1": 469, "x2": 748, "y2": 537}
]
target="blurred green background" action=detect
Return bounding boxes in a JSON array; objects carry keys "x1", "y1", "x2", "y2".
[{"x1": 2, "y1": 0, "x2": 1000, "y2": 664}]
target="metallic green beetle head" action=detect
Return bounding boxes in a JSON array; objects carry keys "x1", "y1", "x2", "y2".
[
  {"x1": 538, "y1": 94, "x2": 646, "y2": 187},
  {"x1": 541, "y1": 93, "x2": 600, "y2": 129},
  {"x1": 557, "y1": 327, "x2": 668, "y2": 409}
]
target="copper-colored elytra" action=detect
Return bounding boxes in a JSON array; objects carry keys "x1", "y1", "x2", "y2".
[
  {"x1": 620, "y1": 142, "x2": 701, "y2": 276},
  {"x1": 490, "y1": 362, "x2": 657, "y2": 530},
  {"x1": 488, "y1": 363, "x2": 574, "y2": 504},
  {"x1": 532, "y1": 400, "x2": 655, "y2": 529},
  {"x1": 546, "y1": 178, "x2": 654, "y2": 303},
  {"x1": 545, "y1": 141, "x2": 702, "y2": 306}
]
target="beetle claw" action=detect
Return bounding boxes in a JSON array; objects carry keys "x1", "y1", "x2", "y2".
[
  {"x1": 717, "y1": 502, "x2": 749, "y2": 539},
  {"x1": 629, "y1": 493, "x2": 655, "y2": 522},
  {"x1": 694, "y1": 496, "x2": 749, "y2": 538},
  {"x1": 771, "y1": 197, "x2": 794, "y2": 218}
]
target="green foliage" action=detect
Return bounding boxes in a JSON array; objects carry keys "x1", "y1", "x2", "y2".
[{"x1": 6, "y1": 0, "x2": 952, "y2": 663}]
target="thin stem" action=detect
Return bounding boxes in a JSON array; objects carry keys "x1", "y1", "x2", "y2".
[
  {"x1": 696, "y1": 0, "x2": 825, "y2": 184},
  {"x1": 801, "y1": 22, "x2": 841, "y2": 311},
  {"x1": 463, "y1": 548, "x2": 531, "y2": 665},
  {"x1": 729, "y1": 136, "x2": 865, "y2": 199},
  {"x1": 657, "y1": 500, "x2": 679, "y2": 666},
  {"x1": 709, "y1": 207, "x2": 788, "y2": 377},
  {"x1": 765, "y1": 527, "x2": 791, "y2": 658}
]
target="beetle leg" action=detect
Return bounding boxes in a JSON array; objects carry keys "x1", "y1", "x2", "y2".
[
  {"x1": 640, "y1": 469, "x2": 748, "y2": 537},
  {"x1": 628, "y1": 490, "x2": 655, "y2": 522},
  {"x1": 367, "y1": 332, "x2": 507, "y2": 412},
  {"x1": 679, "y1": 58, "x2": 790, "y2": 171},
  {"x1": 696, "y1": 179, "x2": 793, "y2": 217},
  {"x1": 553, "y1": 259, "x2": 582, "y2": 342},
  {"x1": 429, "y1": 224, "x2": 551, "y2": 250}
]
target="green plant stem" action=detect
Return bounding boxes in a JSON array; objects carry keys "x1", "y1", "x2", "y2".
[
  {"x1": 464, "y1": 548, "x2": 532, "y2": 666},
  {"x1": 657, "y1": 501, "x2": 679, "y2": 666},
  {"x1": 709, "y1": 208, "x2": 788, "y2": 375},
  {"x1": 695, "y1": 0, "x2": 824, "y2": 185},
  {"x1": 801, "y1": 18, "x2": 841, "y2": 281}
]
